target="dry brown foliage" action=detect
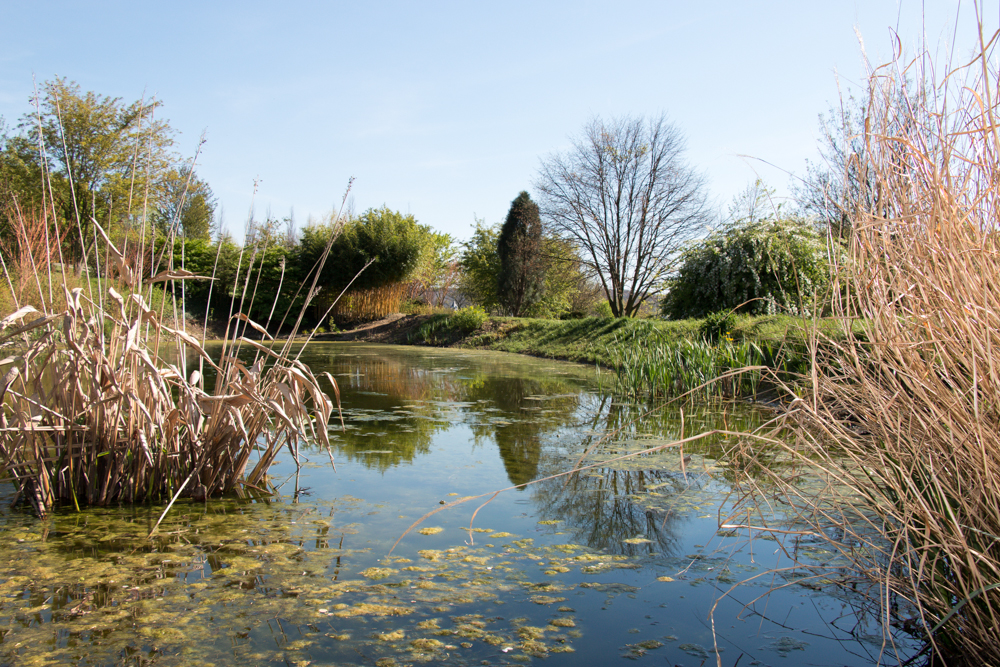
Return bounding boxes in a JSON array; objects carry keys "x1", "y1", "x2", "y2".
[
  {"x1": 333, "y1": 282, "x2": 408, "y2": 321},
  {"x1": 729, "y1": 23, "x2": 1000, "y2": 666},
  {"x1": 0, "y1": 181, "x2": 348, "y2": 521},
  {"x1": 0, "y1": 203, "x2": 74, "y2": 313}
]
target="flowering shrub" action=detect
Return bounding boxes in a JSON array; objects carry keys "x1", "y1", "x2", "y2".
[{"x1": 661, "y1": 217, "x2": 832, "y2": 319}]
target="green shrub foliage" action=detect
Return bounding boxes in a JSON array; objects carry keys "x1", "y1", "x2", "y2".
[
  {"x1": 449, "y1": 305, "x2": 487, "y2": 333},
  {"x1": 699, "y1": 310, "x2": 736, "y2": 343},
  {"x1": 662, "y1": 216, "x2": 831, "y2": 319},
  {"x1": 300, "y1": 206, "x2": 425, "y2": 293},
  {"x1": 458, "y1": 220, "x2": 502, "y2": 312},
  {"x1": 497, "y1": 192, "x2": 545, "y2": 316},
  {"x1": 460, "y1": 216, "x2": 592, "y2": 318}
]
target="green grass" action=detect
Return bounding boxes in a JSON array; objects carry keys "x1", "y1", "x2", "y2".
[{"x1": 458, "y1": 313, "x2": 850, "y2": 370}]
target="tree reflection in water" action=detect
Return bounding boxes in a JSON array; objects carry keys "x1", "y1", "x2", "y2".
[
  {"x1": 532, "y1": 467, "x2": 689, "y2": 557},
  {"x1": 530, "y1": 395, "x2": 761, "y2": 557},
  {"x1": 313, "y1": 346, "x2": 589, "y2": 485},
  {"x1": 291, "y1": 345, "x2": 762, "y2": 561},
  {"x1": 464, "y1": 375, "x2": 580, "y2": 486},
  {"x1": 320, "y1": 352, "x2": 458, "y2": 470}
]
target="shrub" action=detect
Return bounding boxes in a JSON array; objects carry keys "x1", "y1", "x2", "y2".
[
  {"x1": 662, "y1": 215, "x2": 831, "y2": 319},
  {"x1": 699, "y1": 310, "x2": 736, "y2": 343},
  {"x1": 449, "y1": 305, "x2": 487, "y2": 333},
  {"x1": 594, "y1": 301, "x2": 614, "y2": 318}
]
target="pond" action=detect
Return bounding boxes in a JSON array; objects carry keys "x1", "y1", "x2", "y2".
[{"x1": 0, "y1": 343, "x2": 916, "y2": 666}]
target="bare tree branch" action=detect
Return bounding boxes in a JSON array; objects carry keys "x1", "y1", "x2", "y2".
[{"x1": 535, "y1": 114, "x2": 710, "y2": 317}]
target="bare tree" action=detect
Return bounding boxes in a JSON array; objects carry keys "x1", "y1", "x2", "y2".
[
  {"x1": 535, "y1": 114, "x2": 709, "y2": 317},
  {"x1": 794, "y1": 83, "x2": 925, "y2": 239}
]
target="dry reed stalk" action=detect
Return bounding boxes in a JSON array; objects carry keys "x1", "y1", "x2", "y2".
[
  {"x1": 0, "y1": 150, "x2": 349, "y2": 520},
  {"x1": 0, "y1": 204, "x2": 72, "y2": 312},
  {"x1": 729, "y1": 22, "x2": 1000, "y2": 665},
  {"x1": 0, "y1": 226, "x2": 337, "y2": 516}
]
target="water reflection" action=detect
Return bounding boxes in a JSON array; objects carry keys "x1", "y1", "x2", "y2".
[
  {"x1": 37, "y1": 342, "x2": 893, "y2": 666},
  {"x1": 305, "y1": 347, "x2": 591, "y2": 487},
  {"x1": 296, "y1": 345, "x2": 763, "y2": 564},
  {"x1": 533, "y1": 468, "x2": 687, "y2": 556},
  {"x1": 464, "y1": 375, "x2": 581, "y2": 486}
]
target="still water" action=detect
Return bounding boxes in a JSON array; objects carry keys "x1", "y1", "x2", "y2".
[{"x1": 0, "y1": 344, "x2": 913, "y2": 666}]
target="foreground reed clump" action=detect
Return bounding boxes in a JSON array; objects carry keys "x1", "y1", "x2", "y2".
[
  {"x1": 0, "y1": 194, "x2": 346, "y2": 518},
  {"x1": 730, "y1": 34, "x2": 1000, "y2": 665}
]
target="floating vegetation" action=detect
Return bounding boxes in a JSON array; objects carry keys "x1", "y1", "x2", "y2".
[
  {"x1": 359, "y1": 567, "x2": 398, "y2": 580},
  {"x1": 530, "y1": 595, "x2": 566, "y2": 605},
  {"x1": 0, "y1": 491, "x2": 620, "y2": 665}
]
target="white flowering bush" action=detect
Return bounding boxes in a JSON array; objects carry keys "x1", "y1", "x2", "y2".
[{"x1": 661, "y1": 216, "x2": 832, "y2": 319}]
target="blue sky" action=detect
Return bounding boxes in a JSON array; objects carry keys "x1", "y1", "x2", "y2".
[{"x1": 0, "y1": 1, "x2": 988, "y2": 242}]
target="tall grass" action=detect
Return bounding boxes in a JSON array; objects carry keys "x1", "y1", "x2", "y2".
[
  {"x1": 332, "y1": 281, "x2": 408, "y2": 321},
  {"x1": 731, "y1": 26, "x2": 1000, "y2": 665},
  {"x1": 0, "y1": 155, "x2": 345, "y2": 519},
  {"x1": 608, "y1": 330, "x2": 802, "y2": 400},
  {"x1": 408, "y1": 305, "x2": 487, "y2": 344}
]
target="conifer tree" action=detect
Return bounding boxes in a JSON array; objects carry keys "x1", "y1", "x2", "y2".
[{"x1": 497, "y1": 191, "x2": 545, "y2": 316}]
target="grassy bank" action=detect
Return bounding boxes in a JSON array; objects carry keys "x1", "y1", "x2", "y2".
[
  {"x1": 371, "y1": 310, "x2": 856, "y2": 399},
  {"x1": 401, "y1": 311, "x2": 848, "y2": 368}
]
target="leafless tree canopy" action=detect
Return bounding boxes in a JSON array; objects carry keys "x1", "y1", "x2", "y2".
[{"x1": 535, "y1": 114, "x2": 709, "y2": 317}]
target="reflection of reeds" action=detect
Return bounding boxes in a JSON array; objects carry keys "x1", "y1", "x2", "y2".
[
  {"x1": 733, "y1": 31, "x2": 1000, "y2": 664},
  {"x1": 0, "y1": 158, "x2": 344, "y2": 519}
]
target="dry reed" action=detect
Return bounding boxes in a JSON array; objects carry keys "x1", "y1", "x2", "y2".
[
  {"x1": 729, "y1": 24, "x2": 1000, "y2": 665},
  {"x1": 333, "y1": 281, "x2": 408, "y2": 321},
  {"x1": 0, "y1": 142, "x2": 346, "y2": 520}
]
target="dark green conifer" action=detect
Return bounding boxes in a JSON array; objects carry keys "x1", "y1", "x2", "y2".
[{"x1": 497, "y1": 191, "x2": 545, "y2": 316}]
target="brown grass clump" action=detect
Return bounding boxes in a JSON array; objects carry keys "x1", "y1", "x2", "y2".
[
  {"x1": 0, "y1": 173, "x2": 347, "y2": 521},
  {"x1": 0, "y1": 221, "x2": 339, "y2": 517},
  {"x1": 730, "y1": 22, "x2": 1000, "y2": 666}
]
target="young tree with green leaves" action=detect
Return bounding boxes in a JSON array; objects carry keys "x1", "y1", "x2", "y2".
[
  {"x1": 155, "y1": 167, "x2": 216, "y2": 241},
  {"x1": 33, "y1": 78, "x2": 175, "y2": 232},
  {"x1": 408, "y1": 228, "x2": 458, "y2": 307},
  {"x1": 458, "y1": 219, "x2": 501, "y2": 312},
  {"x1": 1, "y1": 78, "x2": 181, "y2": 267}
]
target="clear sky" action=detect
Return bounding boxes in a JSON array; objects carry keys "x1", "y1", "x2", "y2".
[{"x1": 0, "y1": 1, "x2": 991, "y2": 242}]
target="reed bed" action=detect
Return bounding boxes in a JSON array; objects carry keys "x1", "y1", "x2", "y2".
[
  {"x1": 0, "y1": 182, "x2": 346, "y2": 518},
  {"x1": 608, "y1": 331, "x2": 800, "y2": 400},
  {"x1": 730, "y1": 30, "x2": 1000, "y2": 665},
  {"x1": 333, "y1": 282, "x2": 408, "y2": 321}
]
